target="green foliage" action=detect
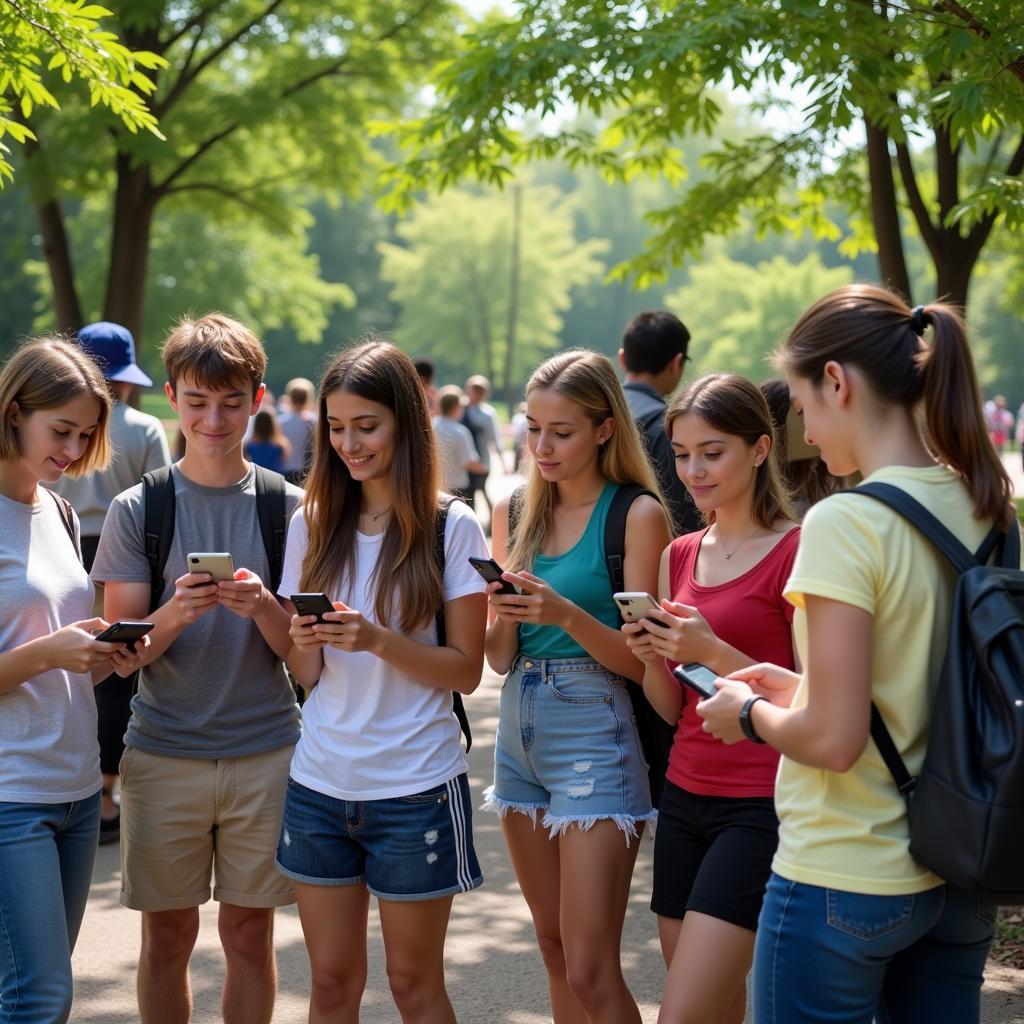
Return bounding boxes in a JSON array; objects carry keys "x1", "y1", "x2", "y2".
[
  {"x1": 386, "y1": 0, "x2": 1024, "y2": 294},
  {"x1": 378, "y1": 182, "x2": 606, "y2": 392},
  {"x1": 667, "y1": 250, "x2": 854, "y2": 382},
  {"x1": 0, "y1": 0, "x2": 165, "y2": 184},
  {"x1": 972, "y1": 254, "x2": 1024, "y2": 407}
]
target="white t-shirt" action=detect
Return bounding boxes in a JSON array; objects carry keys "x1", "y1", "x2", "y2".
[{"x1": 278, "y1": 500, "x2": 489, "y2": 800}]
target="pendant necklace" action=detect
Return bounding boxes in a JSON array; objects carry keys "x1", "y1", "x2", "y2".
[{"x1": 717, "y1": 524, "x2": 764, "y2": 560}]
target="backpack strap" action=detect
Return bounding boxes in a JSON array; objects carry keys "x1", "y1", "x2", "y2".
[
  {"x1": 434, "y1": 494, "x2": 473, "y2": 752},
  {"x1": 48, "y1": 490, "x2": 82, "y2": 564},
  {"x1": 855, "y1": 483, "x2": 977, "y2": 575},
  {"x1": 869, "y1": 703, "x2": 916, "y2": 809},
  {"x1": 254, "y1": 466, "x2": 288, "y2": 595},
  {"x1": 142, "y1": 466, "x2": 176, "y2": 614},
  {"x1": 603, "y1": 484, "x2": 658, "y2": 593}
]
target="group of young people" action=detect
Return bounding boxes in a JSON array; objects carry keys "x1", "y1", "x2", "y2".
[{"x1": 0, "y1": 282, "x2": 1016, "y2": 1024}]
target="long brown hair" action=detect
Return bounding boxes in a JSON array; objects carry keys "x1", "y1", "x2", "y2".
[
  {"x1": 299, "y1": 338, "x2": 442, "y2": 633},
  {"x1": 507, "y1": 349, "x2": 670, "y2": 571},
  {"x1": 665, "y1": 373, "x2": 797, "y2": 529},
  {"x1": 777, "y1": 284, "x2": 1014, "y2": 532},
  {"x1": 0, "y1": 337, "x2": 112, "y2": 476}
]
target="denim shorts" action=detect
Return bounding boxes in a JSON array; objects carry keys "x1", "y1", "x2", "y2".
[
  {"x1": 484, "y1": 655, "x2": 654, "y2": 838},
  {"x1": 275, "y1": 774, "x2": 482, "y2": 902}
]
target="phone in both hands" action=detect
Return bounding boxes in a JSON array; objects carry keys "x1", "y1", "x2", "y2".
[
  {"x1": 672, "y1": 661, "x2": 720, "y2": 701},
  {"x1": 613, "y1": 591, "x2": 659, "y2": 624},
  {"x1": 92, "y1": 620, "x2": 154, "y2": 651},
  {"x1": 186, "y1": 552, "x2": 235, "y2": 582},
  {"x1": 290, "y1": 592, "x2": 337, "y2": 623},
  {"x1": 467, "y1": 556, "x2": 519, "y2": 595}
]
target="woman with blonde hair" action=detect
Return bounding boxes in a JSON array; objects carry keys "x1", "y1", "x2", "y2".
[
  {"x1": 276, "y1": 338, "x2": 490, "y2": 1022},
  {"x1": 0, "y1": 338, "x2": 148, "y2": 1023},
  {"x1": 483, "y1": 349, "x2": 672, "y2": 1024}
]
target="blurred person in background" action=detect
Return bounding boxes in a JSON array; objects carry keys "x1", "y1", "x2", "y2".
[{"x1": 277, "y1": 377, "x2": 316, "y2": 485}]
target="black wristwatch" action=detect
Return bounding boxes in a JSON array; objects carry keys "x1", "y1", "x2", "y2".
[{"x1": 739, "y1": 695, "x2": 767, "y2": 744}]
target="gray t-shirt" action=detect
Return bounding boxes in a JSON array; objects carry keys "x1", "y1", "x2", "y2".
[
  {"x1": 433, "y1": 416, "x2": 479, "y2": 492},
  {"x1": 52, "y1": 402, "x2": 171, "y2": 537},
  {"x1": 91, "y1": 465, "x2": 302, "y2": 758},
  {"x1": 0, "y1": 491, "x2": 100, "y2": 802}
]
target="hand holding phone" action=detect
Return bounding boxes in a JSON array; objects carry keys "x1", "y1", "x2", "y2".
[
  {"x1": 672, "y1": 662, "x2": 719, "y2": 701},
  {"x1": 92, "y1": 621, "x2": 155, "y2": 648},
  {"x1": 187, "y1": 552, "x2": 235, "y2": 582},
  {"x1": 290, "y1": 592, "x2": 337, "y2": 623},
  {"x1": 468, "y1": 556, "x2": 519, "y2": 595},
  {"x1": 613, "y1": 592, "x2": 659, "y2": 624}
]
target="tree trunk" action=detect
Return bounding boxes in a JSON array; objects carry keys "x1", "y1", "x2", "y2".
[
  {"x1": 864, "y1": 118, "x2": 912, "y2": 302},
  {"x1": 102, "y1": 155, "x2": 158, "y2": 359},
  {"x1": 35, "y1": 197, "x2": 84, "y2": 333},
  {"x1": 501, "y1": 185, "x2": 523, "y2": 412},
  {"x1": 933, "y1": 236, "x2": 974, "y2": 311}
]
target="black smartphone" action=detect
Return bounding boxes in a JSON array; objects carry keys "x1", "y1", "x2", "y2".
[
  {"x1": 92, "y1": 621, "x2": 154, "y2": 649},
  {"x1": 672, "y1": 662, "x2": 719, "y2": 701},
  {"x1": 467, "y1": 556, "x2": 518, "y2": 595},
  {"x1": 290, "y1": 592, "x2": 336, "y2": 623}
]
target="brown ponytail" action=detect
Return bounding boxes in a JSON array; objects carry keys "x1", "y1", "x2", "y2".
[{"x1": 778, "y1": 284, "x2": 1015, "y2": 532}]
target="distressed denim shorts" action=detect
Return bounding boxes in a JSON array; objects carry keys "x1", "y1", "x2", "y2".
[
  {"x1": 483, "y1": 655, "x2": 655, "y2": 838},
  {"x1": 275, "y1": 774, "x2": 482, "y2": 902}
]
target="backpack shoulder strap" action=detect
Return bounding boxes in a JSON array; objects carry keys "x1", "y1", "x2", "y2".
[
  {"x1": 603, "y1": 484, "x2": 658, "y2": 594},
  {"x1": 254, "y1": 466, "x2": 288, "y2": 595},
  {"x1": 142, "y1": 465, "x2": 175, "y2": 614},
  {"x1": 855, "y1": 482, "x2": 976, "y2": 575},
  {"x1": 434, "y1": 494, "x2": 472, "y2": 752},
  {"x1": 870, "y1": 702, "x2": 916, "y2": 809},
  {"x1": 48, "y1": 490, "x2": 82, "y2": 564}
]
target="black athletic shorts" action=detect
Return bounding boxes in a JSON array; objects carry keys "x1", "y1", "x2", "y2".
[{"x1": 651, "y1": 778, "x2": 779, "y2": 932}]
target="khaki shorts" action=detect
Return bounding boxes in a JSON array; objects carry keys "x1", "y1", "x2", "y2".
[{"x1": 119, "y1": 745, "x2": 295, "y2": 912}]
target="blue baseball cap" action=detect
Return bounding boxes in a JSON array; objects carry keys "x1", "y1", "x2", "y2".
[{"x1": 75, "y1": 321, "x2": 153, "y2": 387}]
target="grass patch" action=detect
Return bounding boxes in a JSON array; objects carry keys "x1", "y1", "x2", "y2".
[
  {"x1": 140, "y1": 392, "x2": 174, "y2": 419},
  {"x1": 991, "y1": 909, "x2": 1024, "y2": 969}
]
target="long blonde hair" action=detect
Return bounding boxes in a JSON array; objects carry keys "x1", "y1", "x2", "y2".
[
  {"x1": 0, "y1": 337, "x2": 112, "y2": 476},
  {"x1": 299, "y1": 339, "x2": 442, "y2": 633},
  {"x1": 507, "y1": 349, "x2": 670, "y2": 570}
]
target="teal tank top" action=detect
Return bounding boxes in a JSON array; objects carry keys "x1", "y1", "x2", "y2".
[{"x1": 519, "y1": 482, "x2": 621, "y2": 660}]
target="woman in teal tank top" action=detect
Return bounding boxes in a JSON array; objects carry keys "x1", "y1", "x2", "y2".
[{"x1": 482, "y1": 350, "x2": 671, "y2": 1024}]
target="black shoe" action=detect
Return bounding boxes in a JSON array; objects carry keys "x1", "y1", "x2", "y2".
[{"x1": 98, "y1": 813, "x2": 120, "y2": 845}]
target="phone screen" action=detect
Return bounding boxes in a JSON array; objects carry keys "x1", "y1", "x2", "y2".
[{"x1": 673, "y1": 662, "x2": 719, "y2": 700}]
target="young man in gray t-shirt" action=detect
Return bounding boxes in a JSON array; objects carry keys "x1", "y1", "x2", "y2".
[{"x1": 92, "y1": 314, "x2": 301, "y2": 1024}]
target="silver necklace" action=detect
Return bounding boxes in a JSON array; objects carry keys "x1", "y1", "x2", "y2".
[
  {"x1": 716, "y1": 524, "x2": 764, "y2": 560},
  {"x1": 363, "y1": 506, "x2": 390, "y2": 522}
]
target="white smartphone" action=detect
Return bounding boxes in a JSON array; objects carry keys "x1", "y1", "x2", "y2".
[
  {"x1": 186, "y1": 552, "x2": 235, "y2": 582},
  {"x1": 613, "y1": 591, "x2": 659, "y2": 623}
]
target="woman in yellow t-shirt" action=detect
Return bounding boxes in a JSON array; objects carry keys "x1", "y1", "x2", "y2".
[{"x1": 698, "y1": 284, "x2": 1016, "y2": 1024}]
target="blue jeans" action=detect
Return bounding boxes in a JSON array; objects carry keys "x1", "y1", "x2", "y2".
[
  {"x1": 0, "y1": 792, "x2": 100, "y2": 1024},
  {"x1": 753, "y1": 873, "x2": 995, "y2": 1023}
]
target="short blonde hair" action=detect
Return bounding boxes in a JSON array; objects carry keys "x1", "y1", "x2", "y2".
[
  {"x1": 0, "y1": 337, "x2": 112, "y2": 476},
  {"x1": 162, "y1": 313, "x2": 267, "y2": 396}
]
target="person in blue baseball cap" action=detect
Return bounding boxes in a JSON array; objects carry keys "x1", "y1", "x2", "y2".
[{"x1": 53, "y1": 323, "x2": 170, "y2": 844}]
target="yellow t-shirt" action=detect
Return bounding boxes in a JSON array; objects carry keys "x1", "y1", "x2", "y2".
[{"x1": 775, "y1": 464, "x2": 996, "y2": 895}]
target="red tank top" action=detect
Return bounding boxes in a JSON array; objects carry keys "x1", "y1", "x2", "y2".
[{"x1": 665, "y1": 527, "x2": 800, "y2": 798}]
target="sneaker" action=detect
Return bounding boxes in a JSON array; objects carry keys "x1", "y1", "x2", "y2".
[{"x1": 98, "y1": 813, "x2": 120, "y2": 845}]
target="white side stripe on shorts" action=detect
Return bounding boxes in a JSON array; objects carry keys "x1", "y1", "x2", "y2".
[{"x1": 446, "y1": 778, "x2": 472, "y2": 892}]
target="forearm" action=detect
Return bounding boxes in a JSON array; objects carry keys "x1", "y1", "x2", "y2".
[
  {"x1": 374, "y1": 629, "x2": 484, "y2": 695},
  {"x1": 0, "y1": 638, "x2": 53, "y2": 694},
  {"x1": 749, "y1": 699, "x2": 868, "y2": 773},
  {"x1": 286, "y1": 645, "x2": 324, "y2": 690},
  {"x1": 702, "y1": 639, "x2": 756, "y2": 676},
  {"x1": 127, "y1": 602, "x2": 188, "y2": 668},
  {"x1": 641, "y1": 661, "x2": 683, "y2": 726},
  {"x1": 253, "y1": 596, "x2": 294, "y2": 661},
  {"x1": 484, "y1": 617, "x2": 519, "y2": 675},
  {"x1": 562, "y1": 606, "x2": 645, "y2": 683}
]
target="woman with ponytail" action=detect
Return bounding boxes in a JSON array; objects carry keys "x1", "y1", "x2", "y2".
[{"x1": 698, "y1": 285, "x2": 1017, "y2": 1023}]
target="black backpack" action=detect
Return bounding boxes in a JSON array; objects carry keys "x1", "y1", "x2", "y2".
[
  {"x1": 858, "y1": 482, "x2": 1024, "y2": 904},
  {"x1": 142, "y1": 464, "x2": 288, "y2": 614},
  {"x1": 508, "y1": 484, "x2": 674, "y2": 805},
  {"x1": 434, "y1": 495, "x2": 473, "y2": 751}
]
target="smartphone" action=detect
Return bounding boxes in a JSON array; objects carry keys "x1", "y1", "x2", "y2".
[
  {"x1": 613, "y1": 591, "x2": 659, "y2": 623},
  {"x1": 92, "y1": 620, "x2": 154, "y2": 649},
  {"x1": 672, "y1": 662, "x2": 719, "y2": 701},
  {"x1": 468, "y1": 556, "x2": 518, "y2": 595},
  {"x1": 186, "y1": 552, "x2": 235, "y2": 582},
  {"x1": 290, "y1": 592, "x2": 337, "y2": 623}
]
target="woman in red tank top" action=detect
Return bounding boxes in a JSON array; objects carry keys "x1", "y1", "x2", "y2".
[{"x1": 622, "y1": 373, "x2": 799, "y2": 1024}]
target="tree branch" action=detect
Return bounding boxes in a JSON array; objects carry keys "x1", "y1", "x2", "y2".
[
  {"x1": 934, "y1": 121, "x2": 961, "y2": 218},
  {"x1": 963, "y1": 133, "x2": 1024, "y2": 264},
  {"x1": 937, "y1": 1, "x2": 1024, "y2": 86},
  {"x1": 161, "y1": 181, "x2": 292, "y2": 231},
  {"x1": 160, "y1": 1, "x2": 229, "y2": 52},
  {"x1": 893, "y1": 139, "x2": 941, "y2": 261}
]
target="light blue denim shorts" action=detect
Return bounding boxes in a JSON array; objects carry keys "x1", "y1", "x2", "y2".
[{"x1": 483, "y1": 655, "x2": 654, "y2": 839}]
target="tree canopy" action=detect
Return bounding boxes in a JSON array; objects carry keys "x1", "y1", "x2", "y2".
[{"x1": 386, "y1": 0, "x2": 1024, "y2": 309}]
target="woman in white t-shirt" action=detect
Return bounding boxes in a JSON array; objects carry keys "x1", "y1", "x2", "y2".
[
  {"x1": 0, "y1": 338, "x2": 147, "y2": 1023},
  {"x1": 698, "y1": 285, "x2": 1016, "y2": 1023},
  {"x1": 277, "y1": 339, "x2": 489, "y2": 1023}
]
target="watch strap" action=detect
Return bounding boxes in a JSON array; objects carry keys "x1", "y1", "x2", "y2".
[{"x1": 740, "y1": 695, "x2": 767, "y2": 744}]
